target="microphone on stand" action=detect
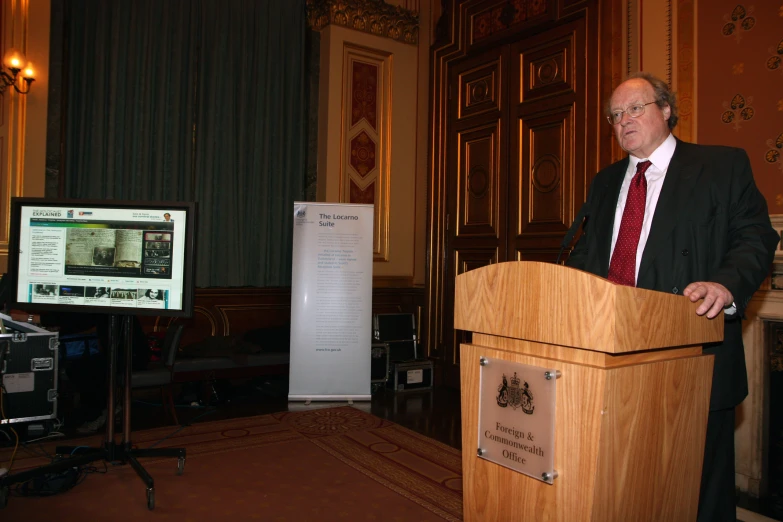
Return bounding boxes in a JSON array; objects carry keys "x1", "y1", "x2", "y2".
[{"x1": 555, "y1": 201, "x2": 590, "y2": 265}]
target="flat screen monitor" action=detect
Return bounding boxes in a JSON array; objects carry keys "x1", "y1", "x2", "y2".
[{"x1": 7, "y1": 198, "x2": 197, "y2": 318}]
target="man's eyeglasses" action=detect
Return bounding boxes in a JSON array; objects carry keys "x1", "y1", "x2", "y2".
[{"x1": 606, "y1": 101, "x2": 658, "y2": 124}]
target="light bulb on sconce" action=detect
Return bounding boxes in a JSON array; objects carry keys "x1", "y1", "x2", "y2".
[{"x1": 1, "y1": 47, "x2": 35, "y2": 95}]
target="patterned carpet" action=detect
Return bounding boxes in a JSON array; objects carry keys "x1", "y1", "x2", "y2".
[{"x1": 0, "y1": 406, "x2": 463, "y2": 520}]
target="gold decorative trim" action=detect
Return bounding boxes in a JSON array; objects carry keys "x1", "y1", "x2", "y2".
[
  {"x1": 0, "y1": 0, "x2": 31, "y2": 272},
  {"x1": 216, "y1": 304, "x2": 292, "y2": 336},
  {"x1": 675, "y1": 0, "x2": 696, "y2": 143},
  {"x1": 665, "y1": 0, "x2": 672, "y2": 86},
  {"x1": 341, "y1": 44, "x2": 391, "y2": 261},
  {"x1": 193, "y1": 307, "x2": 218, "y2": 335},
  {"x1": 626, "y1": 0, "x2": 637, "y2": 76},
  {"x1": 306, "y1": 0, "x2": 419, "y2": 45}
]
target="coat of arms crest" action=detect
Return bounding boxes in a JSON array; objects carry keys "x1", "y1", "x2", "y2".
[{"x1": 497, "y1": 372, "x2": 534, "y2": 414}]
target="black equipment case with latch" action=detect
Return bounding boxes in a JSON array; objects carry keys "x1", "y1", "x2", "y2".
[{"x1": 0, "y1": 314, "x2": 59, "y2": 425}]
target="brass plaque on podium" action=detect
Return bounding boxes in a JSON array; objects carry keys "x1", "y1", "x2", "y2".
[{"x1": 477, "y1": 356, "x2": 558, "y2": 483}]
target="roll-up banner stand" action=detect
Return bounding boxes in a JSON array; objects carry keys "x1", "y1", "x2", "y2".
[{"x1": 289, "y1": 202, "x2": 374, "y2": 401}]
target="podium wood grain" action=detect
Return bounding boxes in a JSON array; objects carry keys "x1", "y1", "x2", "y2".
[
  {"x1": 454, "y1": 261, "x2": 722, "y2": 352},
  {"x1": 455, "y1": 262, "x2": 720, "y2": 521}
]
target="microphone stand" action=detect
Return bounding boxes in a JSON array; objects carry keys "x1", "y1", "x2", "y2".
[{"x1": 555, "y1": 202, "x2": 590, "y2": 265}]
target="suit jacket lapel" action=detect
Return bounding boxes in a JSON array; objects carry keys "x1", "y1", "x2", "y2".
[
  {"x1": 637, "y1": 140, "x2": 704, "y2": 282},
  {"x1": 593, "y1": 159, "x2": 628, "y2": 276}
]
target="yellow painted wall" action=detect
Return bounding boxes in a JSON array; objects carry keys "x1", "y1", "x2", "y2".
[
  {"x1": 316, "y1": 3, "x2": 431, "y2": 287},
  {"x1": 635, "y1": 0, "x2": 781, "y2": 212},
  {"x1": 0, "y1": 0, "x2": 50, "y2": 273}
]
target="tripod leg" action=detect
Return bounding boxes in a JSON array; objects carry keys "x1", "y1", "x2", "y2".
[
  {"x1": 123, "y1": 315, "x2": 133, "y2": 443},
  {"x1": 163, "y1": 385, "x2": 179, "y2": 425},
  {"x1": 105, "y1": 315, "x2": 120, "y2": 460},
  {"x1": 127, "y1": 455, "x2": 155, "y2": 510}
]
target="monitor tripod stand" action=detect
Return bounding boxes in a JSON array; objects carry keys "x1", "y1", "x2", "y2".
[{"x1": 0, "y1": 314, "x2": 185, "y2": 510}]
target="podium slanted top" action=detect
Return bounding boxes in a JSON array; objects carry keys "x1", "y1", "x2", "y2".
[{"x1": 453, "y1": 261, "x2": 723, "y2": 354}]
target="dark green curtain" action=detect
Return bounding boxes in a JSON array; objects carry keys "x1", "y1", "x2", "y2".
[{"x1": 63, "y1": 0, "x2": 307, "y2": 287}]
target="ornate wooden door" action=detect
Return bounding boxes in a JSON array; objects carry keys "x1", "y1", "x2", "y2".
[
  {"x1": 429, "y1": 0, "x2": 618, "y2": 388},
  {"x1": 507, "y1": 18, "x2": 589, "y2": 260},
  {"x1": 443, "y1": 45, "x2": 509, "y2": 386}
]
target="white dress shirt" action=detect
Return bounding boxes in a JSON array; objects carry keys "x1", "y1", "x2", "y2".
[
  {"x1": 609, "y1": 132, "x2": 676, "y2": 279},
  {"x1": 609, "y1": 133, "x2": 736, "y2": 313}
]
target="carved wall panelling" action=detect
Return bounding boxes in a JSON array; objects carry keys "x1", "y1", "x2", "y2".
[
  {"x1": 519, "y1": 108, "x2": 573, "y2": 232},
  {"x1": 449, "y1": 45, "x2": 508, "y2": 246},
  {"x1": 453, "y1": 247, "x2": 497, "y2": 368},
  {"x1": 457, "y1": 123, "x2": 501, "y2": 236},
  {"x1": 518, "y1": 36, "x2": 574, "y2": 103},
  {"x1": 428, "y1": 0, "x2": 614, "y2": 389},
  {"x1": 465, "y1": 0, "x2": 553, "y2": 49},
  {"x1": 341, "y1": 45, "x2": 391, "y2": 260},
  {"x1": 513, "y1": 247, "x2": 565, "y2": 262},
  {"x1": 455, "y1": 247, "x2": 498, "y2": 274},
  {"x1": 449, "y1": 246, "x2": 498, "y2": 368},
  {"x1": 509, "y1": 19, "x2": 583, "y2": 259},
  {"x1": 598, "y1": 0, "x2": 627, "y2": 168},
  {"x1": 144, "y1": 288, "x2": 294, "y2": 349},
  {"x1": 458, "y1": 59, "x2": 502, "y2": 119},
  {"x1": 562, "y1": 0, "x2": 590, "y2": 9},
  {"x1": 216, "y1": 304, "x2": 293, "y2": 337},
  {"x1": 440, "y1": 43, "x2": 509, "y2": 385}
]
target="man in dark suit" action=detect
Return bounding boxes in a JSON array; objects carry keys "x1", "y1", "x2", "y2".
[{"x1": 567, "y1": 72, "x2": 780, "y2": 521}]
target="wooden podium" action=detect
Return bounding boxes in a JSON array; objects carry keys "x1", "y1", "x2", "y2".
[{"x1": 455, "y1": 262, "x2": 723, "y2": 521}]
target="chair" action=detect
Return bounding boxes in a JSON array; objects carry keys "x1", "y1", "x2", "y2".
[{"x1": 131, "y1": 323, "x2": 184, "y2": 425}]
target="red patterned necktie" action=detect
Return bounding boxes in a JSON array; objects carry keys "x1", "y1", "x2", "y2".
[{"x1": 608, "y1": 160, "x2": 652, "y2": 287}]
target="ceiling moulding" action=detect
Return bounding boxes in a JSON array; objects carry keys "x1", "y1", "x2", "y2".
[{"x1": 306, "y1": 0, "x2": 419, "y2": 45}]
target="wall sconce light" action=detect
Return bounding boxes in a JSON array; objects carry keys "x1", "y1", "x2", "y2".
[{"x1": 0, "y1": 48, "x2": 35, "y2": 95}]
